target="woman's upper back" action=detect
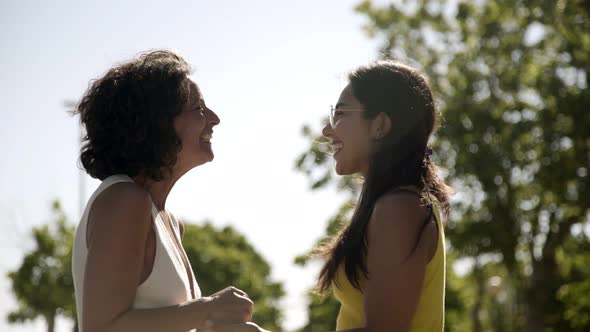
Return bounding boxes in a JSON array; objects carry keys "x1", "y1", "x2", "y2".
[
  {"x1": 72, "y1": 175, "x2": 200, "y2": 329},
  {"x1": 332, "y1": 188, "x2": 446, "y2": 331}
]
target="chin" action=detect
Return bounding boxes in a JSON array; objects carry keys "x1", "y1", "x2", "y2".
[
  {"x1": 205, "y1": 151, "x2": 215, "y2": 162},
  {"x1": 197, "y1": 148, "x2": 214, "y2": 163},
  {"x1": 190, "y1": 154, "x2": 214, "y2": 168},
  {"x1": 335, "y1": 163, "x2": 354, "y2": 176}
]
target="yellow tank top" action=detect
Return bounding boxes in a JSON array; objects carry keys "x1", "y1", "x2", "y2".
[{"x1": 332, "y1": 197, "x2": 446, "y2": 331}]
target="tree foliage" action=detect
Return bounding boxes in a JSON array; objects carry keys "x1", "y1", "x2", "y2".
[
  {"x1": 294, "y1": 0, "x2": 590, "y2": 330},
  {"x1": 8, "y1": 202, "x2": 285, "y2": 332},
  {"x1": 182, "y1": 222, "x2": 285, "y2": 332},
  {"x1": 7, "y1": 200, "x2": 76, "y2": 332}
]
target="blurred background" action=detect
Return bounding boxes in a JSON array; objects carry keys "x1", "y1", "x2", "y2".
[{"x1": 1, "y1": 0, "x2": 588, "y2": 331}]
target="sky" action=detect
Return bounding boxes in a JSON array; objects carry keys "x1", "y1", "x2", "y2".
[{"x1": 0, "y1": 0, "x2": 387, "y2": 331}]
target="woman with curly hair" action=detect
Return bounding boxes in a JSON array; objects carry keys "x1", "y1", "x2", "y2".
[
  {"x1": 317, "y1": 60, "x2": 451, "y2": 331},
  {"x1": 72, "y1": 50, "x2": 267, "y2": 332}
]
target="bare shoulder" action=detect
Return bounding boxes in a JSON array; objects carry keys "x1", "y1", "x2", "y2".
[
  {"x1": 82, "y1": 182, "x2": 156, "y2": 329},
  {"x1": 370, "y1": 191, "x2": 430, "y2": 230},
  {"x1": 94, "y1": 181, "x2": 152, "y2": 210},
  {"x1": 87, "y1": 181, "x2": 153, "y2": 245},
  {"x1": 368, "y1": 191, "x2": 437, "y2": 262}
]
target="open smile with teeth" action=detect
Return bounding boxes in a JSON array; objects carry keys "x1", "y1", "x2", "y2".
[
  {"x1": 332, "y1": 142, "x2": 343, "y2": 155},
  {"x1": 200, "y1": 134, "x2": 212, "y2": 142}
]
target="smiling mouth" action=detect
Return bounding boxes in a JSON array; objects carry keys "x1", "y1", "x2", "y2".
[
  {"x1": 200, "y1": 134, "x2": 212, "y2": 142},
  {"x1": 332, "y1": 142, "x2": 343, "y2": 155}
]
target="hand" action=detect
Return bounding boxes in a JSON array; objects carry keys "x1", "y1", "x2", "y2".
[
  {"x1": 200, "y1": 286, "x2": 253, "y2": 327},
  {"x1": 201, "y1": 321, "x2": 270, "y2": 332}
]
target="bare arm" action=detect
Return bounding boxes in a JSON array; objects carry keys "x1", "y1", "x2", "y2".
[
  {"x1": 335, "y1": 193, "x2": 437, "y2": 332},
  {"x1": 82, "y1": 183, "x2": 212, "y2": 332}
]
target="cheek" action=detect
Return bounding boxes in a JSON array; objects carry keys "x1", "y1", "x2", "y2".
[
  {"x1": 175, "y1": 121, "x2": 190, "y2": 139},
  {"x1": 176, "y1": 126, "x2": 199, "y2": 151},
  {"x1": 349, "y1": 142, "x2": 371, "y2": 164},
  {"x1": 181, "y1": 115, "x2": 205, "y2": 135},
  {"x1": 336, "y1": 126, "x2": 370, "y2": 155}
]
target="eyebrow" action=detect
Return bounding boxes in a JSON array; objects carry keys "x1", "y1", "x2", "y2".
[{"x1": 335, "y1": 102, "x2": 352, "y2": 109}]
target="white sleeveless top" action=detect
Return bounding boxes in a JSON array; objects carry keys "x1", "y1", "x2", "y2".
[{"x1": 72, "y1": 174, "x2": 201, "y2": 330}]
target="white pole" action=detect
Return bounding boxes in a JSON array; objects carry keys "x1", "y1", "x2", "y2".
[{"x1": 65, "y1": 99, "x2": 85, "y2": 219}]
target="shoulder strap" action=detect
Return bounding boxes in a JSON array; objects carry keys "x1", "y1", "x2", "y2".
[
  {"x1": 91, "y1": 175, "x2": 134, "y2": 201},
  {"x1": 164, "y1": 211, "x2": 182, "y2": 238}
]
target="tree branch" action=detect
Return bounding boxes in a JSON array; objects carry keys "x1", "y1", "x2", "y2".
[{"x1": 542, "y1": 215, "x2": 579, "y2": 259}]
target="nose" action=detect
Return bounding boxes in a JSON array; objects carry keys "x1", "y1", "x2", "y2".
[
  {"x1": 321, "y1": 121, "x2": 333, "y2": 138},
  {"x1": 206, "y1": 108, "x2": 220, "y2": 126}
]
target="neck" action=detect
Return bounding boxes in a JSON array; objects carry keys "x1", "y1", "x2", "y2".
[{"x1": 132, "y1": 171, "x2": 181, "y2": 211}]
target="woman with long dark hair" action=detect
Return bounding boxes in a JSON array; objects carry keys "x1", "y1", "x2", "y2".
[{"x1": 318, "y1": 60, "x2": 451, "y2": 332}]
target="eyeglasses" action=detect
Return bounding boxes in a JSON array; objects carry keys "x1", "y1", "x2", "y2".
[{"x1": 329, "y1": 105, "x2": 365, "y2": 127}]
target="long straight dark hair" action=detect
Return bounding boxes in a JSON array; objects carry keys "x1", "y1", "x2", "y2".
[{"x1": 317, "y1": 60, "x2": 451, "y2": 293}]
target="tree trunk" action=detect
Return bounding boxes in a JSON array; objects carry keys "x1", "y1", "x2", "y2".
[
  {"x1": 525, "y1": 253, "x2": 559, "y2": 332},
  {"x1": 523, "y1": 216, "x2": 580, "y2": 331},
  {"x1": 45, "y1": 313, "x2": 55, "y2": 332},
  {"x1": 471, "y1": 268, "x2": 485, "y2": 332},
  {"x1": 524, "y1": 295, "x2": 544, "y2": 332}
]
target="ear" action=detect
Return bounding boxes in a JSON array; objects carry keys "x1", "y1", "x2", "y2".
[{"x1": 370, "y1": 112, "x2": 392, "y2": 140}]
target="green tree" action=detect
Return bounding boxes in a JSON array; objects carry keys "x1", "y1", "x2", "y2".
[
  {"x1": 442, "y1": 251, "x2": 471, "y2": 332},
  {"x1": 555, "y1": 233, "x2": 590, "y2": 331},
  {"x1": 8, "y1": 202, "x2": 284, "y2": 332},
  {"x1": 7, "y1": 200, "x2": 76, "y2": 332},
  {"x1": 295, "y1": 0, "x2": 590, "y2": 331},
  {"x1": 354, "y1": 0, "x2": 590, "y2": 330},
  {"x1": 292, "y1": 199, "x2": 356, "y2": 332},
  {"x1": 182, "y1": 222, "x2": 285, "y2": 332},
  {"x1": 294, "y1": 291, "x2": 340, "y2": 332}
]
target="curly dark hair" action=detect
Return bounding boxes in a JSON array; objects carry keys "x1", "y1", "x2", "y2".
[{"x1": 73, "y1": 49, "x2": 192, "y2": 181}]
